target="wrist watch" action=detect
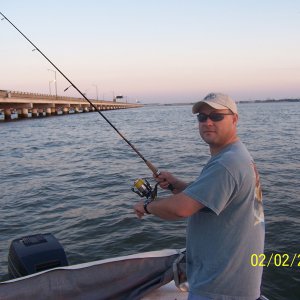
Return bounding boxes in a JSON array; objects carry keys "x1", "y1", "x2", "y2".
[{"x1": 143, "y1": 199, "x2": 152, "y2": 214}]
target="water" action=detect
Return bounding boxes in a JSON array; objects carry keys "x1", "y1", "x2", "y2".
[{"x1": 0, "y1": 102, "x2": 299, "y2": 299}]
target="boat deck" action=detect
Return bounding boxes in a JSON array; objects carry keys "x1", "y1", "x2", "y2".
[{"x1": 142, "y1": 281, "x2": 188, "y2": 300}]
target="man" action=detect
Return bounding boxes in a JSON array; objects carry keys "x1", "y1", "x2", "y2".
[{"x1": 133, "y1": 93, "x2": 265, "y2": 300}]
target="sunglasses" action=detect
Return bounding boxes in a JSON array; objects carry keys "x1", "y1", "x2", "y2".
[{"x1": 197, "y1": 112, "x2": 233, "y2": 122}]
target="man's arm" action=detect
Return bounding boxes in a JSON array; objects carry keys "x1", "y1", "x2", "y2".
[{"x1": 133, "y1": 192, "x2": 204, "y2": 220}]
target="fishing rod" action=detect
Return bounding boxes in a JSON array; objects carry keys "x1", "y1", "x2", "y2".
[{"x1": 0, "y1": 12, "x2": 173, "y2": 195}]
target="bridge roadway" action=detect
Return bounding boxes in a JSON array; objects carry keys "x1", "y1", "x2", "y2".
[{"x1": 0, "y1": 90, "x2": 142, "y2": 120}]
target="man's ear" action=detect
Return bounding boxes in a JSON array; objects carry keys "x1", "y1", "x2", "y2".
[{"x1": 233, "y1": 113, "x2": 239, "y2": 125}]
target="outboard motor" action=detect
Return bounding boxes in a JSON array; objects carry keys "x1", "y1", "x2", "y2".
[{"x1": 8, "y1": 233, "x2": 68, "y2": 279}]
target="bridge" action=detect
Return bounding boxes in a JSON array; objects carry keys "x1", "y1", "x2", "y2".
[{"x1": 0, "y1": 90, "x2": 143, "y2": 120}]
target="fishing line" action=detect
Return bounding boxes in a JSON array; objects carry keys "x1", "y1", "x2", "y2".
[{"x1": 0, "y1": 11, "x2": 163, "y2": 178}]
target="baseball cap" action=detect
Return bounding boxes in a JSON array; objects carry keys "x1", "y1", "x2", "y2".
[{"x1": 192, "y1": 93, "x2": 238, "y2": 114}]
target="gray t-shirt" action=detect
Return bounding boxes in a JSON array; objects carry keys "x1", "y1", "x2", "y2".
[{"x1": 183, "y1": 141, "x2": 265, "y2": 300}]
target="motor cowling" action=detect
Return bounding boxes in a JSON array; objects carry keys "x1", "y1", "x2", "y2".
[{"x1": 8, "y1": 233, "x2": 68, "y2": 279}]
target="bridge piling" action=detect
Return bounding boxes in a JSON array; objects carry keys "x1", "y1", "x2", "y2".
[{"x1": 0, "y1": 89, "x2": 143, "y2": 121}]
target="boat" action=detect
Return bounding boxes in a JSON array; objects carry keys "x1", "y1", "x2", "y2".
[
  {"x1": 0, "y1": 233, "x2": 269, "y2": 300},
  {"x1": 1, "y1": 239, "x2": 188, "y2": 300}
]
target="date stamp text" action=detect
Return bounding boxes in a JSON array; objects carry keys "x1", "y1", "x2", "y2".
[{"x1": 250, "y1": 253, "x2": 300, "y2": 267}]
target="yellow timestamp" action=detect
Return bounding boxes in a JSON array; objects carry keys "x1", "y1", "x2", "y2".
[{"x1": 250, "y1": 253, "x2": 300, "y2": 267}]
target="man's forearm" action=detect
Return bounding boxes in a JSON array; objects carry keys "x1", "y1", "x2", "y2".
[
  {"x1": 134, "y1": 192, "x2": 204, "y2": 220},
  {"x1": 146, "y1": 196, "x2": 186, "y2": 220}
]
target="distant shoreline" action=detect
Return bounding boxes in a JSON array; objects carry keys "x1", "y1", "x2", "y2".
[
  {"x1": 238, "y1": 98, "x2": 300, "y2": 104},
  {"x1": 145, "y1": 98, "x2": 300, "y2": 106}
]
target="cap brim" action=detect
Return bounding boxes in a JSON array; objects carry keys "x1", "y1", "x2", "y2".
[{"x1": 192, "y1": 101, "x2": 227, "y2": 114}]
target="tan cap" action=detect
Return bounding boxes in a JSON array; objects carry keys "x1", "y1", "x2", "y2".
[{"x1": 192, "y1": 93, "x2": 238, "y2": 114}]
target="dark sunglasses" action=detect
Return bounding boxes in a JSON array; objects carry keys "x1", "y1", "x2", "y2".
[{"x1": 197, "y1": 112, "x2": 233, "y2": 122}]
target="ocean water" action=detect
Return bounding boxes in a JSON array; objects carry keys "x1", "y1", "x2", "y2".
[{"x1": 0, "y1": 102, "x2": 299, "y2": 299}]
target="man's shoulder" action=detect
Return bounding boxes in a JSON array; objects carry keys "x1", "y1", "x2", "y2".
[
  {"x1": 220, "y1": 141, "x2": 251, "y2": 162},
  {"x1": 214, "y1": 142, "x2": 253, "y2": 176}
]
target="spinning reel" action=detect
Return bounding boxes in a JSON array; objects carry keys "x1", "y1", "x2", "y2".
[{"x1": 131, "y1": 178, "x2": 159, "y2": 201}]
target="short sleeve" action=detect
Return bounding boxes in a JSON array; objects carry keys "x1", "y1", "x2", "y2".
[{"x1": 183, "y1": 161, "x2": 237, "y2": 215}]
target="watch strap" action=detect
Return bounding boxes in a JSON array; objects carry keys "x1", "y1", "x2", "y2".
[{"x1": 144, "y1": 199, "x2": 152, "y2": 214}]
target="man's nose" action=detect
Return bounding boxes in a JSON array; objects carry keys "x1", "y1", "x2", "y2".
[{"x1": 203, "y1": 117, "x2": 214, "y2": 125}]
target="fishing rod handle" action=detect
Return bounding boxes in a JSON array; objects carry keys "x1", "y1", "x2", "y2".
[
  {"x1": 145, "y1": 160, "x2": 160, "y2": 176},
  {"x1": 146, "y1": 160, "x2": 174, "y2": 191}
]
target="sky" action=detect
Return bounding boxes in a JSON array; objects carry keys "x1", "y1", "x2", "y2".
[{"x1": 1, "y1": 0, "x2": 300, "y2": 103}]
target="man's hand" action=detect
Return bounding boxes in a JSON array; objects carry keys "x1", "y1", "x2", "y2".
[
  {"x1": 154, "y1": 171, "x2": 189, "y2": 194},
  {"x1": 154, "y1": 171, "x2": 177, "y2": 189},
  {"x1": 133, "y1": 201, "x2": 146, "y2": 219}
]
